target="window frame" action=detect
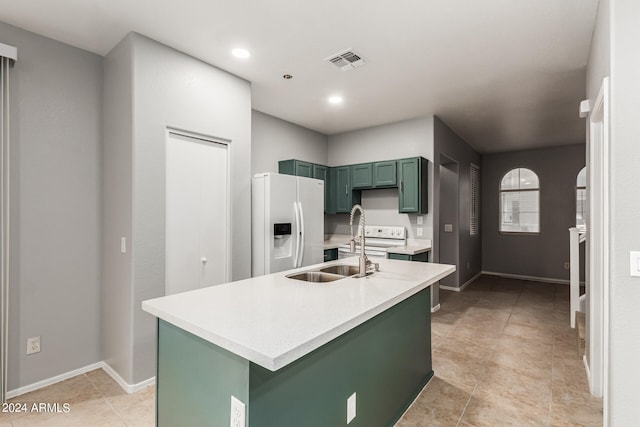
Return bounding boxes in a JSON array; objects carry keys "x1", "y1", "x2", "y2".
[{"x1": 498, "y1": 167, "x2": 540, "y2": 235}]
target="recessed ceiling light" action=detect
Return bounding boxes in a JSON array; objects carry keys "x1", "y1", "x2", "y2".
[
  {"x1": 328, "y1": 95, "x2": 343, "y2": 105},
  {"x1": 232, "y1": 48, "x2": 250, "y2": 59}
]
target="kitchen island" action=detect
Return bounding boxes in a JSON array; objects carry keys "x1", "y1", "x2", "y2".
[{"x1": 142, "y1": 257, "x2": 454, "y2": 427}]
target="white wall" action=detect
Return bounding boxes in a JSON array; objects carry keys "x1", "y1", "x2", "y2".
[
  {"x1": 326, "y1": 117, "x2": 434, "y2": 241},
  {"x1": 606, "y1": 0, "x2": 640, "y2": 423},
  {"x1": 252, "y1": 110, "x2": 327, "y2": 174},
  {"x1": 103, "y1": 33, "x2": 252, "y2": 385},
  {"x1": 0, "y1": 22, "x2": 103, "y2": 390}
]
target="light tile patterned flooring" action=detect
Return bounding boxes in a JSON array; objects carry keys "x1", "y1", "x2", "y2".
[
  {"x1": 1, "y1": 275, "x2": 602, "y2": 426},
  {"x1": 397, "y1": 275, "x2": 603, "y2": 426}
]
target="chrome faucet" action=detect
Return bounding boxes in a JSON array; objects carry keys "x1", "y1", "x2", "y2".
[{"x1": 349, "y1": 204, "x2": 378, "y2": 277}]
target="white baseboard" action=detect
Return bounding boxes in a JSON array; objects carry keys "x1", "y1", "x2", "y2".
[
  {"x1": 583, "y1": 354, "x2": 592, "y2": 391},
  {"x1": 101, "y1": 362, "x2": 155, "y2": 394},
  {"x1": 7, "y1": 361, "x2": 103, "y2": 399},
  {"x1": 481, "y1": 271, "x2": 570, "y2": 285},
  {"x1": 6, "y1": 361, "x2": 155, "y2": 399},
  {"x1": 440, "y1": 272, "x2": 482, "y2": 292},
  {"x1": 430, "y1": 304, "x2": 441, "y2": 313}
]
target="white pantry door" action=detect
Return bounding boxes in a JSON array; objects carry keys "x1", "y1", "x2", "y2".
[{"x1": 165, "y1": 131, "x2": 229, "y2": 295}]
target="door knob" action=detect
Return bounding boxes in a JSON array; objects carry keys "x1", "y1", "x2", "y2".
[{"x1": 201, "y1": 257, "x2": 208, "y2": 263}]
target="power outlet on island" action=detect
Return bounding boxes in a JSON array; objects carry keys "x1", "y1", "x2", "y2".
[
  {"x1": 230, "y1": 396, "x2": 245, "y2": 427},
  {"x1": 347, "y1": 392, "x2": 356, "y2": 424}
]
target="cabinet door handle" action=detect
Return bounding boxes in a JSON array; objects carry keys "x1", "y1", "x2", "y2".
[
  {"x1": 400, "y1": 181, "x2": 404, "y2": 192},
  {"x1": 345, "y1": 184, "x2": 348, "y2": 195}
]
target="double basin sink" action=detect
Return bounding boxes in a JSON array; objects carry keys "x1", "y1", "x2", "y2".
[{"x1": 286, "y1": 264, "x2": 361, "y2": 283}]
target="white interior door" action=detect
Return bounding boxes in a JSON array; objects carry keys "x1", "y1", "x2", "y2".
[{"x1": 166, "y1": 131, "x2": 229, "y2": 295}]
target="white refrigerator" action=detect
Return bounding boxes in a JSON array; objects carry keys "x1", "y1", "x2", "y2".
[{"x1": 252, "y1": 173, "x2": 324, "y2": 276}]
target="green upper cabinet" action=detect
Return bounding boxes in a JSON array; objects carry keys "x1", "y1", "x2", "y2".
[
  {"x1": 398, "y1": 157, "x2": 428, "y2": 214},
  {"x1": 373, "y1": 160, "x2": 397, "y2": 187},
  {"x1": 278, "y1": 159, "x2": 313, "y2": 178},
  {"x1": 280, "y1": 157, "x2": 426, "y2": 214},
  {"x1": 351, "y1": 163, "x2": 373, "y2": 188},
  {"x1": 333, "y1": 166, "x2": 361, "y2": 213}
]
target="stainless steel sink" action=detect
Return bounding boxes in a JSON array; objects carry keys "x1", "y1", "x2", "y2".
[
  {"x1": 286, "y1": 271, "x2": 345, "y2": 283},
  {"x1": 319, "y1": 265, "x2": 360, "y2": 277}
]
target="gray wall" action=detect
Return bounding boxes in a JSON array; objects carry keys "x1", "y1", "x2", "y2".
[
  {"x1": 481, "y1": 144, "x2": 585, "y2": 281},
  {"x1": 251, "y1": 110, "x2": 327, "y2": 174},
  {"x1": 325, "y1": 117, "x2": 434, "y2": 241},
  {"x1": 433, "y1": 117, "x2": 482, "y2": 288},
  {"x1": 606, "y1": 0, "x2": 640, "y2": 423},
  {"x1": 102, "y1": 35, "x2": 134, "y2": 383},
  {"x1": 0, "y1": 22, "x2": 103, "y2": 390},
  {"x1": 103, "y1": 33, "x2": 252, "y2": 384}
]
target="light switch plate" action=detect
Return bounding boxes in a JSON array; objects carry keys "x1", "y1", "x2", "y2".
[{"x1": 630, "y1": 251, "x2": 640, "y2": 277}]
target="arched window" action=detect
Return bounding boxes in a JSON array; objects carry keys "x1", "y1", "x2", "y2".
[
  {"x1": 500, "y1": 168, "x2": 540, "y2": 233},
  {"x1": 576, "y1": 167, "x2": 586, "y2": 229}
]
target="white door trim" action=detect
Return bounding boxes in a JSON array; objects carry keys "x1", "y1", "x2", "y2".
[{"x1": 587, "y1": 77, "x2": 609, "y2": 413}]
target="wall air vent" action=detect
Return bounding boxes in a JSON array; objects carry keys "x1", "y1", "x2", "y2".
[{"x1": 324, "y1": 48, "x2": 366, "y2": 71}]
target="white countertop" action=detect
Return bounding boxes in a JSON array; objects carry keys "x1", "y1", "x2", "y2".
[
  {"x1": 386, "y1": 239, "x2": 432, "y2": 255},
  {"x1": 142, "y1": 258, "x2": 454, "y2": 372}
]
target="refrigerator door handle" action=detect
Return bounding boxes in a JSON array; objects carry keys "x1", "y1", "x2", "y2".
[
  {"x1": 297, "y1": 201, "x2": 305, "y2": 267},
  {"x1": 294, "y1": 201, "x2": 302, "y2": 268}
]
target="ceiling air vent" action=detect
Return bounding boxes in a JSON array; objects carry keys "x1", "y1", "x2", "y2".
[{"x1": 325, "y1": 48, "x2": 366, "y2": 71}]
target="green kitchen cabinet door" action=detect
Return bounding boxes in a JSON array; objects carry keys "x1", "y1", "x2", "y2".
[
  {"x1": 334, "y1": 166, "x2": 361, "y2": 213},
  {"x1": 313, "y1": 164, "x2": 330, "y2": 213},
  {"x1": 388, "y1": 252, "x2": 429, "y2": 262},
  {"x1": 373, "y1": 160, "x2": 397, "y2": 187},
  {"x1": 398, "y1": 157, "x2": 428, "y2": 214},
  {"x1": 278, "y1": 159, "x2": 313, "y2": 177},
  {"x1": 351, "y1": 163, "x2": 373, "y2": 188},
  {"x1": 324, "y1": 248, "x2": 338, "y2": 262}
]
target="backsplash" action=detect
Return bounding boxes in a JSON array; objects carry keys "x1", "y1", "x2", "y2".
[{"x1": 324, "y1": 188, "x2": 433, "y2": 240}]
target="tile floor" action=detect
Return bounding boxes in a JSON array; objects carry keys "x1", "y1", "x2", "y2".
[
  {"x1": 2, "y1": 275, "x2": 602, "y2": 426},
  {"x1": 397, "y1": 275, "x2": 603, "y2": 426}
]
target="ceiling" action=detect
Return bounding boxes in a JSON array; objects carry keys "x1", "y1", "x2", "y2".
[{"x1": 0, "y1": 0, "x2": 599, "y2": 153}]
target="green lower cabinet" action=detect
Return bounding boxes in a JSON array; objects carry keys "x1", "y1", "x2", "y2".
[
  {"x1": 156, "y1": 289, "x2": 433, "y2": 427},
  {"x1": 388, "y1": 251, "x2": 429, "y2": 262},
  {"x1": 324, "y1": 248, "x2": 338, "y2": 262}
]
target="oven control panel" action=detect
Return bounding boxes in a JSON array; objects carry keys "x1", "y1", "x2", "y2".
[{"x1": 363, "y1": 226, "x2": 406, "y2": 240}]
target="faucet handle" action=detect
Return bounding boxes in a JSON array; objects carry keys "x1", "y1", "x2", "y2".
[{"x1": 374, "y1": 263, "x2": 380, "y2": 272}]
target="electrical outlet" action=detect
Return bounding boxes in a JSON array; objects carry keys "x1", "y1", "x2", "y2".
[
  {"x1": 230, "y1": 396, "x2": 245, "y2": 427},
  {"x1": 467, "y1": 261, "x2": 470, "y2": 270},
  {"x1": 417, "y1": 227, "x2": 423, "y2": 237},
  {"x1": 26, "y1": 336, "x2": 41, "y2": 355},
  {"x1": 347, "y1": 392, "x2": 356, "y2": 424},
  {"x1": 564, "y1": 262, "x2": 570, "y2": 270}
]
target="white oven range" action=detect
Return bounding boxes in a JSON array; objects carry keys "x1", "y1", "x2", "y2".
[{"x1": 337, "y1": 225, "x2": 406, "y2": 259}]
